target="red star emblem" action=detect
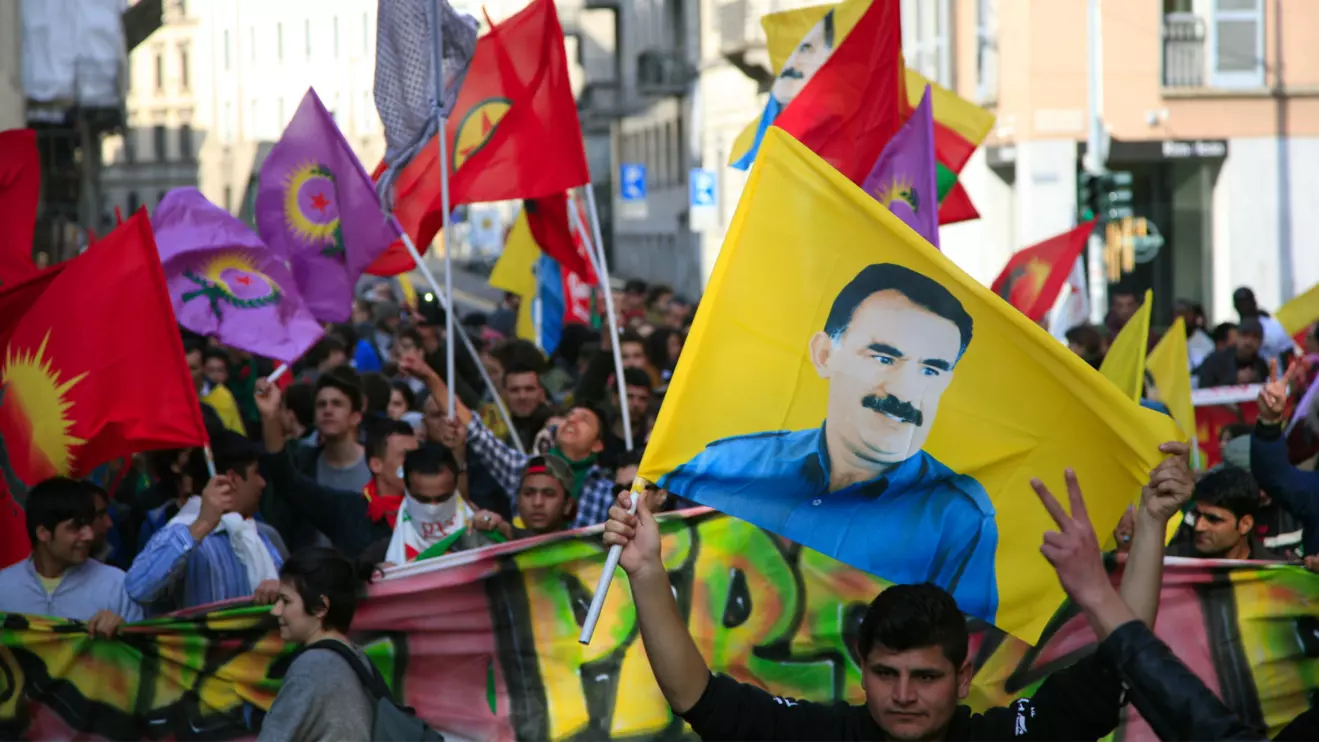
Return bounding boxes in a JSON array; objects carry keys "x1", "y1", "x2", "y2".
[
  {"x1": 310, "y1": 192, "x2": 330, "y2": 213},
  {"x1": 235, "y1": 275, "x2": 251, "y2": 286}
]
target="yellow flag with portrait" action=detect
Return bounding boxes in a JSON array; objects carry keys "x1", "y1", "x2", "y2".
[{"x1": 641, "y1": 127, "x2": 1182, "y2": 642}]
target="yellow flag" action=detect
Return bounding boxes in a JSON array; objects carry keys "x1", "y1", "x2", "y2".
[
  {"x1": 642, "y1": 127, "x2": 1180, "y2": 642},
  {"x1": 729, "y1": 0, "x2": 993, "y2": 167},
  {"x1": 488, "y1": 209, "x2": 539, "y2": 343},
  {"x1": 1277, "y1": 282, "x2": 1319, "y2": 337},
  {"x1": 1099, "y1": 291, "x2": 1153, "y2": 403},
  {"x1": 1147, "y1": 318, "x2": 1197, "y2": 460},
  {"x1": 396, "y1": 273, "x2": 417, "y2": 309}
]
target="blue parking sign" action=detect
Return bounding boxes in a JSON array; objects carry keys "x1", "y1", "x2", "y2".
[
  {"x1": 690, "y1": 168, "x2": 716, "y2": 208},
  {"x1": 620, "y1": 164, "x2": 647, "y2": 201}
]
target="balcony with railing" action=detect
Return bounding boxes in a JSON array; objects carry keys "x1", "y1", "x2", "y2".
[{"x1": 1162, "y1": 12, "x2": 1205, "y2": 88}]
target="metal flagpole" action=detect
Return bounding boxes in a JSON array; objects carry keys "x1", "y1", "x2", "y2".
[
  {"x1": 573, "y1": 187, "x2": 633, "y2": 450},
  {"x1": 577, "y1": 184, "x2": 636, "y2": 646},
  {"x1": 1085, "y1": 0, "x2": 1107, "y2": 325},
  {"x1": 395, "y1": 228, "x2": 525, "y2": 454},
  {"x1": 427, "y1": 0, "x2": 457, "y2": 421}
]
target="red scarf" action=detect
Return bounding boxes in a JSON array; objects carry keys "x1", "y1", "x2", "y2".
[{"x1": 362, "y1": 479, "x2": 404, "y2": 528}]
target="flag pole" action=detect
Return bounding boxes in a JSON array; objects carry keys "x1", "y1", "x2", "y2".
[
  {"x1": 426, "y1": 0, "x2": 458, "y2": 422},
  {"x1": 576, "y1": 185, "x2": 633, "y2": 646},
  {"x1": 267, "y1": 364, "x2": 290, "y2": 384},
  {"x1": 395, "y1": 228, "x2": 525, "y2": 454},
  {"x1": 575, "y1": 187, "x2": 634, "y2": 451}
]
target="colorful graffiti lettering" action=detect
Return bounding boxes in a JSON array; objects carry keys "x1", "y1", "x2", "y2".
[{"x1": 1, "y1": 512, "x2": 1318, "y2": 741}]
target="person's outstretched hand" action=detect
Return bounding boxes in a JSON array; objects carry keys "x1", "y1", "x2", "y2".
[
  {"x1": 1258, "y1": 358, "x2": 1303, "y2": 424},
  {"x1": 1031, "y1": 469, "x2": 1113, "y2": 611},
  {"x1": 602, "y1": 490, "x2": 663, "y2": 580}
]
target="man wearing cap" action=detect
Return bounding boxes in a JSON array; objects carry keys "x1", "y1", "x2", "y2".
[{"x1": 472, "y1": 455, "x2": 577, "y2": 539}]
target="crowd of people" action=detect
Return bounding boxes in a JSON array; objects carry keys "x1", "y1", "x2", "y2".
[{"x1": 5, "y1": 273, "x2": 1319, "y2": 740}]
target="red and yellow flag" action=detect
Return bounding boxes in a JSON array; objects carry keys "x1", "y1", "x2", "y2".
[
  {"x1": 368, "y1": 0, "x2": 589, "y2": 276},
  {"x1": 990, "y1": 223, "x2": 1095, "y2": 323},
  {"x1": 0, "y1": 210, "x2": 208, "y2": 497}
]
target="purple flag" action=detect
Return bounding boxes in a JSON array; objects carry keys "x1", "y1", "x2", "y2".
[
  {"x1": 255, "y1": 88, "x2": 398, "y2": 323},
  {"x1": 154, "y1": 188, "x2": 324, "y2": 364},
  {"x1": 861, "y1": 84, "x2": 940, "y2": 249}
]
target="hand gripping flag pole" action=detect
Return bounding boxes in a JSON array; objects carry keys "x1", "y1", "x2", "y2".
[{"x1": 577, "y1": 184, "x2": 637, "y2": 645}]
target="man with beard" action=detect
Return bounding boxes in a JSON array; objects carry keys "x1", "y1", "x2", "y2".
[
  {"x1": 1168, "y1": 467, "x2": 1281, "y2": 561},
  {"x1": 660, "y1": 263, "x2": 998, "y2": 621}
]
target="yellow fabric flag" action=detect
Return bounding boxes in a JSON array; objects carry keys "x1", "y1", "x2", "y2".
[
  {"x1": 1099, "y1": 291, "x2": 1153, "y2": 403},
  {"x1": 396, "y1": 273, "x2": 417, "y2": 309},
  {"x1": 488, "y1": 208, "x2": 539, "y2": 343},
  {"x1": 1147, "y1": 318, "x2": 1197, "y2": 463},
  {"x1": 1277, "y1": 282, "x2": 1319, "y2": 337},
  {"x1": 729, "y1": 0, "x2": 993, "y2": 167},
  {"x1": 641, "y1": 127, "x2": 1180, "y2": 642}
]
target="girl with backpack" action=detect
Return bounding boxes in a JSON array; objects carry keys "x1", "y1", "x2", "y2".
[{"x1": 259, "y1": 548, "x2": 441, "y2": 741}]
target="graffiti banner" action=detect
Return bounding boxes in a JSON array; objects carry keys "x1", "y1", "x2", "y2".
[{"x1": 2, "y1": 510, "x2": 1316, "y2": 741}]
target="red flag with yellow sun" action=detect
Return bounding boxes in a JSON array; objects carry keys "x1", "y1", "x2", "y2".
[
  {"x1": 0, "y1": 209, "x2": 208, "y2": 501},
  {"x1": 991, "y1": 221, "x2": 1095, "y2": 323}
]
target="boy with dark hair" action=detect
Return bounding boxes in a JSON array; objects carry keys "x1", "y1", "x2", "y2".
[
  {"x1": 0, "y1": 477, "x2": 142, "y2": 634},
  {"x1": 126, "y1": 430, "x2": 282, "y2": 611},
  {"x1": 298, "y1": 367, "x2": 369, "y2": 493}
]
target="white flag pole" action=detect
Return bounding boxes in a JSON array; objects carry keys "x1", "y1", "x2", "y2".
[
  {"x1": 577, "y1": 184, "x2": 635, "y2": 646},
  {"x1": 427, "y1": 0, "x2": 457, "y2": 422},
  {"x1": 267, "y1": 363, "x2": 290, "y2": 384},
  {"x1": 394, "y1": 227, "x2": 525, "y2": 454},
  {"x1": 573, "y1": 187, "x2": 634, "y2": 451}
]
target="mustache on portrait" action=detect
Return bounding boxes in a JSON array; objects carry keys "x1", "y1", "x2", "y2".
[
  {"x1": 779, "y1": 67, "x2": 805, "y2": 79},
  {"x1": 862, "y1": 394, "x2": 923, "y2": 427}
]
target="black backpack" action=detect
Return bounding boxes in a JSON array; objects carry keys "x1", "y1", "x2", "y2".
[{"x1": 306, "y1": 639, "x2": 444, "y2": 742}]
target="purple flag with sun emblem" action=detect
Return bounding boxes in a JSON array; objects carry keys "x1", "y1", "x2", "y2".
[
  {"x1": 860, "y1": 85, "x2": 939, "y2": 249},
  {"x1": 255, "y1": 88, "x2": 399, "y2": 323},
  {"x1": 154, "y1": 188, "x2": 324, "y2": 364}
]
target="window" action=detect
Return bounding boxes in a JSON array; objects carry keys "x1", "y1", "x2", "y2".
[
  {"x1": 123, "y1": 128, "x2": 136, "y2": 163},
  {"x1": 179, "y1": 123, "x2": 193, "y2": 160},
  {"x1": 277, "y1": 22, "x2": 284, "y2": 61},
  {"x1": 1209, "y1": 0, "x2": 1264, "y2": 87},
  {"x1": 128, "y1": 191, "x2": 140, "y2": 214},
  {"x1": 333, "y1": 16, "x2": 340, "y2": 58},
  {"x1": 178, "y1": 44, "x2": 190, "y2": 91},
  {"x1": 223, "y1": 29, "x2": 231, "y2": 71},
  {"x1": 305, "y1": 19, "x2": 312, "y2": 60},
  {"x1": 154, "y1": 51, "x2": 164, "y2": 91},
  {"x1": 224, "y1": 185, "x2": 233, "y2": 213},
  {"x1": 975, "y1": 0, "x2": 999, "y2": 103},
  {"x1": 663, "y1": 121, "x2": 674, "y2": 186},
  {"x1": 154, "y1": 125, "x2": 168, "y2": 161}
]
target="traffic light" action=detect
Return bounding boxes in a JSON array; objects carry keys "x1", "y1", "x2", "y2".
[
  {"x1": 1096, "y1": 171, "x2": 1134, "y2": 222},
  {"x1": 1077, "y1": 172, "x2": 1097, "y2": 222}
]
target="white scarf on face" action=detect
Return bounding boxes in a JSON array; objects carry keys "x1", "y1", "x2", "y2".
[
  {"x1": 384, "y1": 493, "x2": 474, "y2": 565},
  {"x1": 167, "y1": 496, "x2": 280, "y2": 592}
]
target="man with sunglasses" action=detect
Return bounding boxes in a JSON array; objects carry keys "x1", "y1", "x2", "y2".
[{"x1": 1169, "y1": 467, "x2": 1282, "y2": 561}]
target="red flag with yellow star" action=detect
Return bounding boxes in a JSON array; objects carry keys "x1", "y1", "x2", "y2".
[
  {"x1": 366, "y1": 0, "x2": 590, "y2": 276},
  {"x1": 0, "y1": 209, "x2": 208, "y2": 502},
  {"x1": 991, "y1": 222, "x2": 1095, "y2": 323}
]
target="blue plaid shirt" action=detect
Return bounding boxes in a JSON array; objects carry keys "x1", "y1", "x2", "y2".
[
  {"x1": 465, "y1": 417, "x2": 614, "y2": 529},
  {"x1": 125, "y1": 523, "x2": 284, "y2": 612}
]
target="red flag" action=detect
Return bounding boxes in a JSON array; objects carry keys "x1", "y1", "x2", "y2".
[
  {"x1": 772, "y1": 0, "x2": 904, "y2": 186},
  {"x1": 524, "y1": 194, "x2": 593, "y2": 281},
  {"x1": 938, "y1": 182, "x2": 980, "y2": 225},
  {"x1": 990, "y1": 222, "x2": 1095, "y2": 323},
  {"x1": 368, "y1": 0, "x2": 590, "y2": 276},
  {"x1": 0, "y1": 129, "x2": 40, "y2": 285},
  {"x1": 0, "y1": 210, "x2": 208, "y2": 498}
]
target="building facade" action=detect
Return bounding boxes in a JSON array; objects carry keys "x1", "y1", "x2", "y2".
[
  {"x1": 0, "y1": 0, "x2": 22, "y2": 132},
  {"x1": 948, "y1": 0, "x2": 1317, "y2": 326}
]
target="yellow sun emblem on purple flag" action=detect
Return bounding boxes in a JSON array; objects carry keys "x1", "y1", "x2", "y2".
[
  {"x1": 2, "y1": 332, "x2": 87, "y2": 477},
  {"x1": 875, "y1": 174, "x2": 921, "y2": 215},
  {"x1": 283, "y1": 161, "x2": 345, "y2": 257}
]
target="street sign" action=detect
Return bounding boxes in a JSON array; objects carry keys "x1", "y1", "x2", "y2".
[
  {"x1": 689, "y1": 168, "x2": 716, "y2": 207},
  {"x1": 620, "y1": 163, "x2": 647, "y2": 201}
]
